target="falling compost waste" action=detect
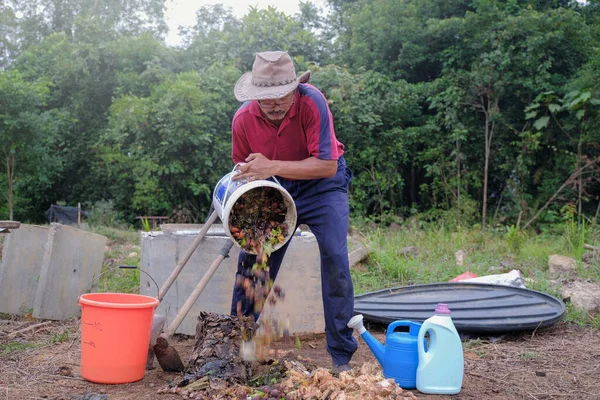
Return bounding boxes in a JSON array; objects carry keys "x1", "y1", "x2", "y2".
[
  {"x1": 229, "y1": 187, "x2": 289, "y2": 315},
  {"x1": 228, "y1": 187, "x2": 292, "y2": 360}
]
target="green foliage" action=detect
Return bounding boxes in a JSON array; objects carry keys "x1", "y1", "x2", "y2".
[
  {"x1": 87, "y1": 200, "x2": 127, "y2": 228},
  {"x1": 313, "y1": 66, "x2": 424, "y2": 217},
  {"x1": 49, "y1": 329, "x2": 70, "y2": 344},
  {"x1": 101, "y1": 65, "x2": 240, "y2": 219},
  {"x1": 89, "y1": 225, "x2": 141, "y2": 294},
  {"x1": 1, "y1": 0, "x2": 599, "y2": 233},
  {"x1": 563, "y1": 302, "x2": 597, "y2": 327},
  {"x1": 349, "y1": 220, "x2": 599, "y2": 328},
  {"x1": 505, "y1": 224, "x2": 526, "y2": 255},
  {"x1": 420, "y1": 195, "x2": 481, "y2": 231},
  {"x1": 90, "y1": 225, "x2": 138, "y2": 247},
  {"x1": 560, "y1": 203, "x2": 588, "y2": 259},
  {"x1": 184, "y1": 5, "x2": 329, "y2": 72},
  {"x1": 0, "y1": 341, "x2": 39, "y2": 355},
  {"x1": 0, "y1": 70, "x2": 59, "y2": 220},
  {"x1": 99, "y1": 266, "x2": 140, "y2": 294},
  {"x1": 519, "y1": 352, "x2": 538, "y2": 360},
  {"x1": 141, "y1": 217, "x2": 151, "y2": 233}
]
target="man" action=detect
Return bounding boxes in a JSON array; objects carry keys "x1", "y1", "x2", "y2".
[{"x1": 229, "y1": 51, "x2": 356, "y2": 373}]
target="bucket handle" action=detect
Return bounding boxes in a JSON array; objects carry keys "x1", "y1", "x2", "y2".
[
  {"x1": 223, "y1": 163, "x2": 283, "y2": 210},
  {"x1": 79, "y1": 265, "x2": 160, "y2": 300},
  {"x1": 222, "y1": 163, "x2": 243, "y2": 210}
]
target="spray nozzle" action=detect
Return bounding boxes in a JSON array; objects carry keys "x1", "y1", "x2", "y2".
[{"x1": 347, "y1": 314, "x2": 366, "y2": 334}]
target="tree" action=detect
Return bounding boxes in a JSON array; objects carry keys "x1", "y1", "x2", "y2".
[
  {"x1": 0, "y1": 4, "x2": 18, "y2": 69},
  {"x1": 0, "y1": 71, "x2": 49, "y2": 220},
  {"x1": 312, "y1": 65, "x2": 424, "y2": 219},
  {"x1": 4, "y1": 0, "x2": 166, "y2": 51},
  {"x1": 15, "y1": 32, "x2": 175, "y2": 217},
  {"x1": 331, "y1": 0, "x2": 472, "y2": 82},
  {"x1": 183, "y1": 5, "x2": 328, "y2": 73},
  {"x1": 525, "y1": 79, "x2": 600, "y2": 225},
  {"x1": 100, "y1": 64, "x2": 240, "y2": 220},
  {"x1": 436, "y1": 4, "x2": 594, "y2": 228}
]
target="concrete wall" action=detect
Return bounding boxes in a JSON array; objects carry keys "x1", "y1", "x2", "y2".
[
  {"x1": 0, "y1": 225, "x2": 48, "y2": 315},
  {"x1": 141, "y1": 224, "x2": 324, "y2": 335},
  {"x1": 0, "y1": 223, "x2": 106, "y2": 320},
  {"x1": 33, "y1": 224, "x2": 107, "y2": 320}
]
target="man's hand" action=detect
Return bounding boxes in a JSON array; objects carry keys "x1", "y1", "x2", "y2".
[
  {"x1": 232, "y1": 154, "x2": 337, "y2": 181},
  {"x1": 232, "y1": 153, "x2": 274, "y2": 182}
]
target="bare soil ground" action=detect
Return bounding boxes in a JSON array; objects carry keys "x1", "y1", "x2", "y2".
[{"x1": 1, "y1": 316, "x2": 599, "y2": 400}]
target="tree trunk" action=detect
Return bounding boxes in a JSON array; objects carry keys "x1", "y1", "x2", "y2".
[
  {"x1": 480, "y1": 94, "x2": 498, "y2": 232},
  {"x1": 410, "y1": 163, "x2": 417, "y2": 206},
  {"x1": 456, "y1": 137, "x2": 461, "y2": 227},
  {"x1": 482, "y1": 126, "x2": 489, "y2": 230},
  {"x1": 577, "y1": 140, "x2": 583, "y2": 227},
  {"x1": 6, "y1": 154, "x2": 15, "y2": 221}
]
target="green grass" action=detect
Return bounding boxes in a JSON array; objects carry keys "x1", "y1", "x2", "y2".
[
  {"x1": 519, "y1": 352, "x2": 538, "y2": 360},
  {"x1": 351, "y1": 222, "x2": 600, "y2": 328},
  {"x1": 89, "y1": 220, "x2": 600, "y2": 328},
  {"x1": 0, "y1": 341, "x2": 40, "y2": 355},
  {"x1": 48, "y1": 329, "x2": 70, "y2": 344},
  {"x1": 89, "y1": 225, "x2": 141, "y2": 294}
]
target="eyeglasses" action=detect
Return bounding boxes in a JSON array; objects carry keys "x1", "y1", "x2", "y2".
[{"x1": 257, "y1": 94, "x2": 295, "y2": 110}]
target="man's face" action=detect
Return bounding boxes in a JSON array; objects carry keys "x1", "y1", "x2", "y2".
[{"x1": 257, "y1": 91, "x2": 295, "y2": 122}]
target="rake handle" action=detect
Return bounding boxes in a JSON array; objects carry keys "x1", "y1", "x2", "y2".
[
  {"x1": 157, "y1": 210, "x2": 219, "y2": 301},
  {"x1": 162, "y1": 239, "x2": 235, "y2": 339}
]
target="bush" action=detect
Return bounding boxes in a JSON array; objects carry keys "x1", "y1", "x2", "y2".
[{"x1": 87, "y1": 200, "x2": 128, "y2": 229}]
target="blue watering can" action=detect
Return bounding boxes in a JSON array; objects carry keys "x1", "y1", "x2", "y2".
[{"x1": 348, "y1": 314, "x2": 423, "y2": 389}]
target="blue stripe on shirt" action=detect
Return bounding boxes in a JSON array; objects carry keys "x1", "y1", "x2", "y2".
[{"x1": 298, "y1": 84, "x2": 333, "y2": 159}]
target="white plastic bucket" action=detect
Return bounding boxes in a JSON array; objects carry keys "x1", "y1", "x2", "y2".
[{"x1": 212, "y1": 170, "x2": 297, "y2": 254}]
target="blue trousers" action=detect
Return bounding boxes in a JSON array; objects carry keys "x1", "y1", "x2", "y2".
[{"x1": 230, "y1": 156, "x2": 358, "y2": 366}]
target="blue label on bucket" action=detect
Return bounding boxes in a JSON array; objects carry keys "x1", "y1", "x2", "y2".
[
  {"x1": 216, "y1": 181, "x2": 227, "y2": 204},
  {"x1": 214, "y1": 173, "x2": 244, "y2": 208}
]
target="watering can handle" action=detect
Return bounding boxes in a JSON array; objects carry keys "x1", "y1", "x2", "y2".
[{"x1": 387, "y1": 320, "x2": 421, "y2": 338}]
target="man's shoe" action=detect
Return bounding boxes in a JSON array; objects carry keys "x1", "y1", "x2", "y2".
[{"x1": 333, "y1": 363, "x2": 352, "y2": 374}]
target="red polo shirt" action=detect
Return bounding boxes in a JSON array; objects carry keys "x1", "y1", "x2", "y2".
[{"x1": 231, "y1": 83, "x2": 344, "y2": 165}]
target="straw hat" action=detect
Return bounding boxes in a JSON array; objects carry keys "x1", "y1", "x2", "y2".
[{"x1": 234, "y1": 51, "x2": 311, "y2": 102}]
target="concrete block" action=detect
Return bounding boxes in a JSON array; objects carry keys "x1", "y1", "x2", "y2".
[
  {"x1": 0, "y1": 225, "x2": 49, "y2": 315},
  {"x1": 140, "y1": 228, "x2": 238, "y2": 335},
  {"x1": 260, "y1": 235, "x2": 324, "y2": 335},
  {"x1": 33, "y1": 223, "x2": 107, "y2": 320},
  {"x1": 141, "y1": 225, "x2": 324, "y2": 335}
]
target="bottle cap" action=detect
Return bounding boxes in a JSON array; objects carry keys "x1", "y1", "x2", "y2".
[{"x1": 435, "y1": 303, "x2": 451, "y2": 314}]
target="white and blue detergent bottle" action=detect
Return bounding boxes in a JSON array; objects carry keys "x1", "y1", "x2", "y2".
[{"x1": 416, "y1": 303, "x2": 464, "y2": 394}]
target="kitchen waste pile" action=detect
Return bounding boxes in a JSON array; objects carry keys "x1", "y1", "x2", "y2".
[
  {"x1": 159, "y1": 361, "x2": 418, "y2": 399},
  {"x1": 157, "y1": 188, "x2": 418, "y2": 398},
  {"x1": 182, "y1": 312, "x2": 258, "y2": 384}
]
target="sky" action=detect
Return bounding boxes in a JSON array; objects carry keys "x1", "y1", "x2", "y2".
[{"x1": 165, "y1": 0, "x2": 328, "y2": 46}]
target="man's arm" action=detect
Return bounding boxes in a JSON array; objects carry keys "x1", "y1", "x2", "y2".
[{"x1": 233, "y1": 153, "x2": 337, "y2": 181}]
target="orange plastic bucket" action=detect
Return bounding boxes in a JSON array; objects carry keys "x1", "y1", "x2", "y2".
[{"x1": 78, "y1": 293, "x2": 160, "y2": 383}]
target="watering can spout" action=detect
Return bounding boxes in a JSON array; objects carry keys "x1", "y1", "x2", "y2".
[{"x1": 347, "y1": 314, "x2": 385, "y2": 367}]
